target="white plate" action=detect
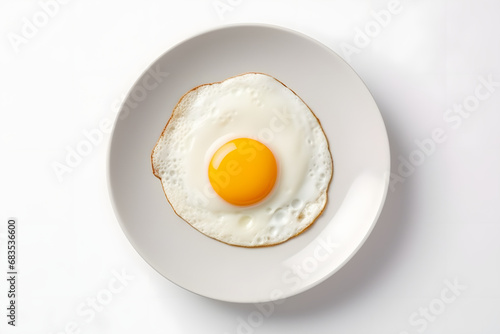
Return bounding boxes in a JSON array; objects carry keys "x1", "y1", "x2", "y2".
[{"x1": 107, "y1": 24, "x2": 390, "y2": 303}]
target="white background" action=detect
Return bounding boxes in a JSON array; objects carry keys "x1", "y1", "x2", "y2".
[{"x1": 1, "y1": 0, "x2": 499, "y2": 333}]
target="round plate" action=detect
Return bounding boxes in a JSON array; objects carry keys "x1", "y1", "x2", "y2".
[{"x1": 107, "y1": 24, "x2": 390, "y2": 303}]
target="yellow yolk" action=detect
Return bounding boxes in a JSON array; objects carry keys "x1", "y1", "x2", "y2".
[{"x1": 208, "y1": 138, "x2": 277, "y2": 206}]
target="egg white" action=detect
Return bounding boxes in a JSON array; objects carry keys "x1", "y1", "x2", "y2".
[{"x1": 152, "y1": 73, "x2": 333, "y2": 247}]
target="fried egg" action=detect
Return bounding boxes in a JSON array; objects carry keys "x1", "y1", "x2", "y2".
[{"x1": 151, "y1": 73, "x2": 333, "y2": 247}]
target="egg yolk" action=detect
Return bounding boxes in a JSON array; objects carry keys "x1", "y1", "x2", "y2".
[{"x1": 208, "y1": 138, "x2": 277, "y2": 206}]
